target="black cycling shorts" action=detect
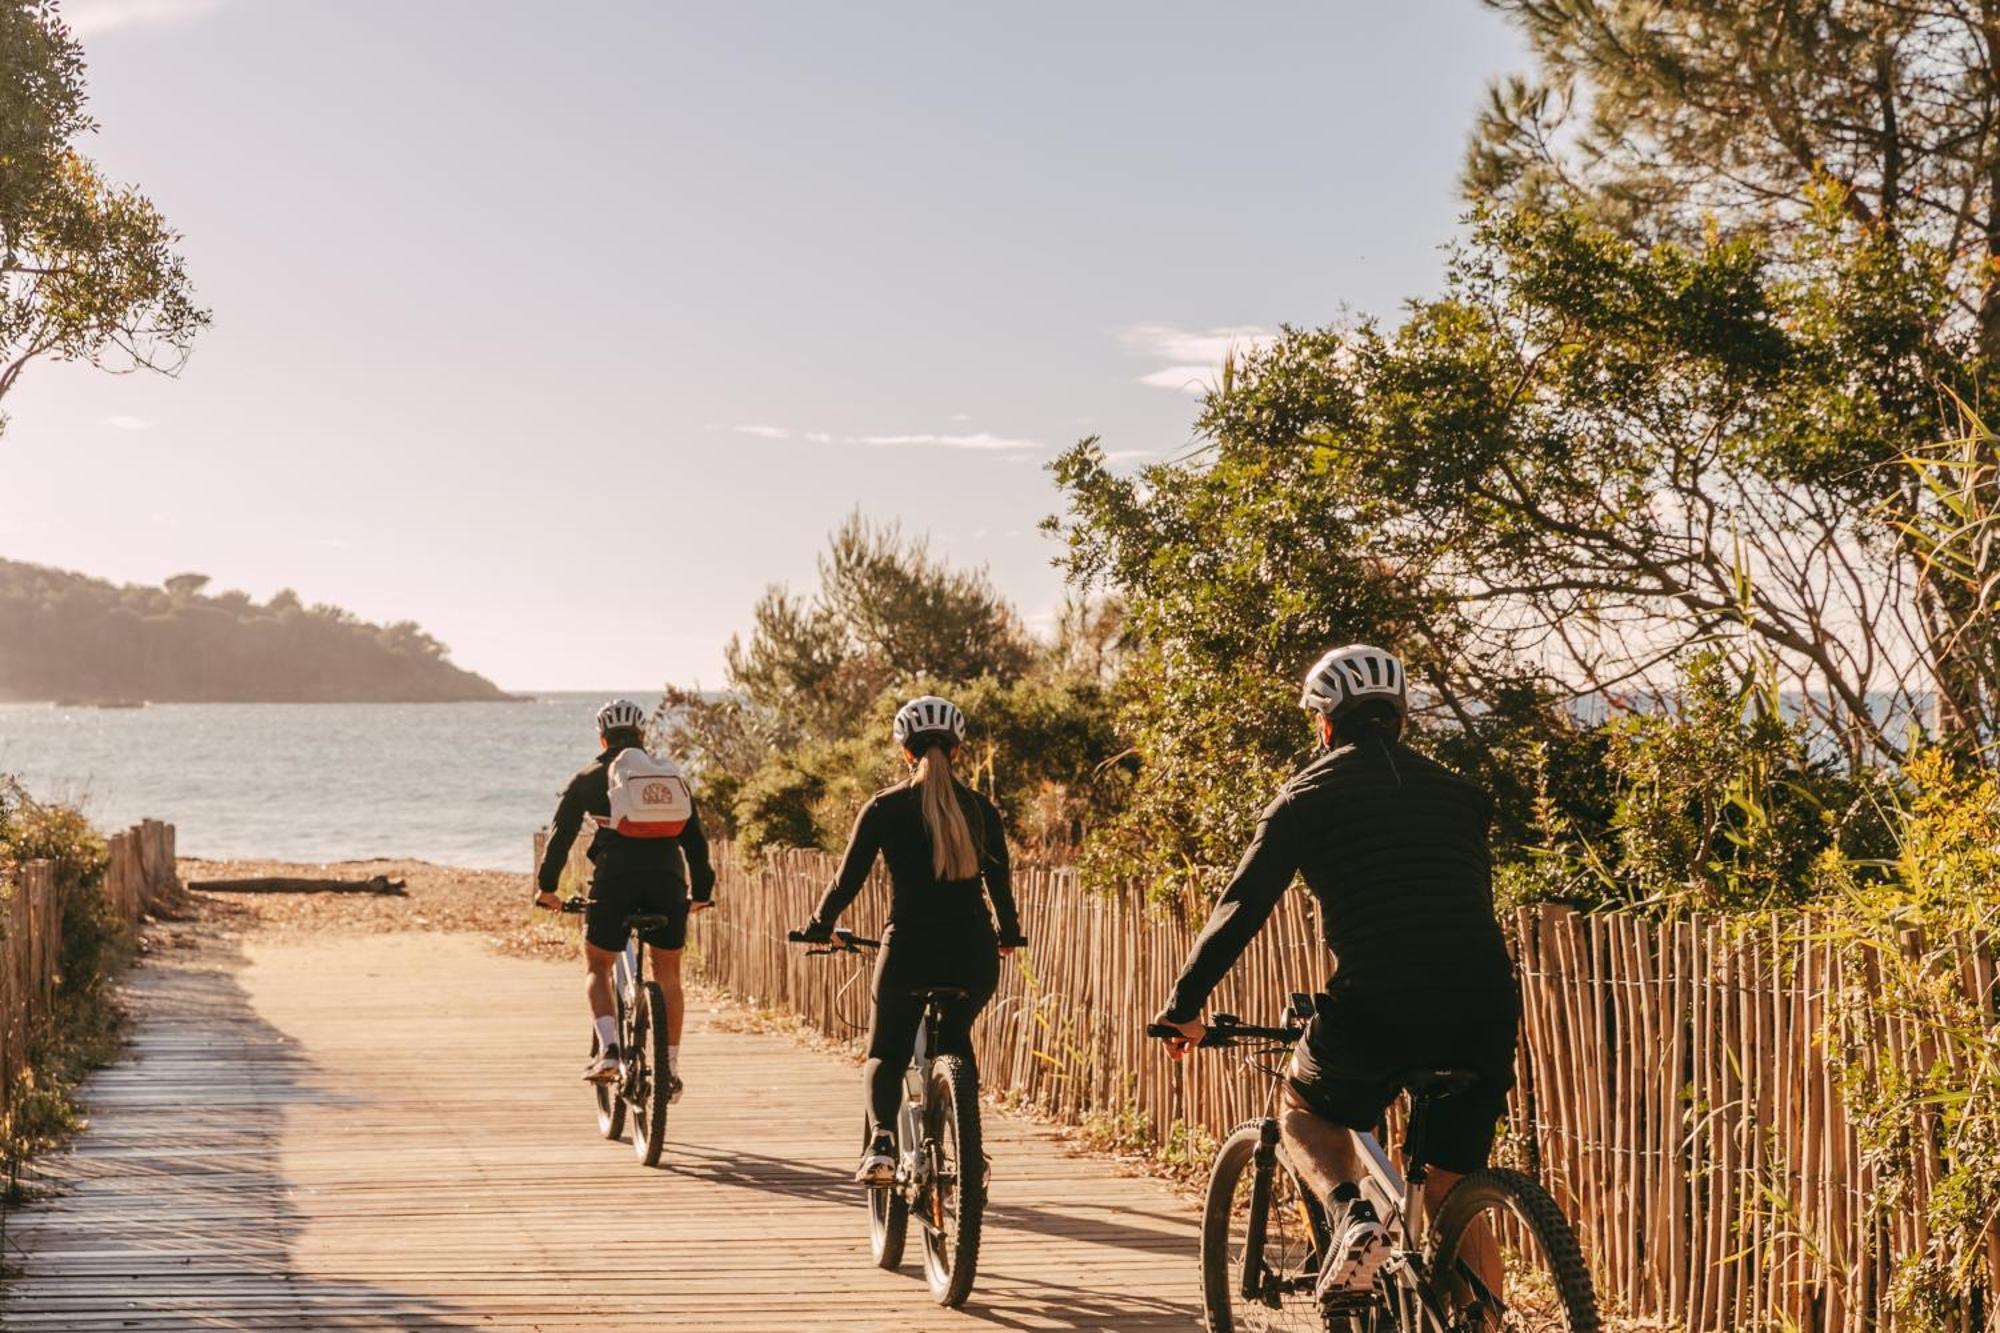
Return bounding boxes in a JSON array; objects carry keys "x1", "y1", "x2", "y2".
[
  {"x1": 1287, "y1": 981, "x2": 1519, "y2": 1175},
  {"x1": 584, "y1": 874, "x2": 688, "y2": 953}
]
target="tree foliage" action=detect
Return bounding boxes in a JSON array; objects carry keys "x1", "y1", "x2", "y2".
[
  {"x1": 663, "y1": 515, "x2": 1121, "y2": 859},
  {"x1": 724, "y1": 511, "x2": 1033, "y2": 745},
  {"x1": 0, "y1": 1, "x2": 207, "y2": 434},
  {"x1": 1473, "y1": 0, "x2": 2000, "y2": 741}
]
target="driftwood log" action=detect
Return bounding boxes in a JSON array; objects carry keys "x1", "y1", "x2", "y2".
[{"x1": 187, "y1": 875, "x2": 408, "y2": 896}]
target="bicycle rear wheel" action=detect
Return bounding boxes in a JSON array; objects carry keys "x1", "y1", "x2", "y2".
[
  {"x1": 1425, "y1": 1167, "x2": 1599, "y2": 1333},
  {"x1": 1201, "y1": 1121, "x2": 1331, "y2": 1333},
  {"x1": 918, "y1": 1054, "x2": 983, "y2": 1308},
  {"x1": 865, "y1": 1115, "x2": 908, "y2": 1270},
  {"x1": 628, "y1": 980, "x2": 670, "y2": 1167}
]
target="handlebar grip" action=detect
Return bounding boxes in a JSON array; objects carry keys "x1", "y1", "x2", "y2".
[
  {"x1": 559, "y1": 896, "x2": 587, "y2": 914},
  {"x1": 787, "y1": 929, "x2": 827, "y2": 944},
  {"x1": 1147, "y1": 1023, "x2": 1189, "y2": 1040}
]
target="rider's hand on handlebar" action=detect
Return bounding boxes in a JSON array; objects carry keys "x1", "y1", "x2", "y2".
[
  {"x1": 690, "y1": 899, "x2": 715, "y2": 915},
  {"x1": 1157, "y1": 1016, "x2": 1206, "y2": 1061},
  {"x1": 794, "y1": 920, "x2": 833, "y2": 944},
  {"x1": 534, "y1": 890, "x2": 562, "y2": 913}
]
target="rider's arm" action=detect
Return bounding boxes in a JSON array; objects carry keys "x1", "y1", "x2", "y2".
[
  {"x1": 680, "y1": 801, "x2": 717, "y2": 903},
  {"x1": 976, "y1": 793, "x2": 1025, "y2": 946},
  {"x1": 1157, "y1": 793, "x2": 1303, "y2": 1024},
  {"x1": 807, "y1": 797, "x2": 884, "y2": 929},
  {"x1": 535, "y1": 774, "x2": 588, "y2": 897}
]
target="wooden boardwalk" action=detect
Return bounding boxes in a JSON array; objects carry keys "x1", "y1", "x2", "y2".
[{"x1": 2, "y1": 928, "x2": 1203, "y2": 1331}]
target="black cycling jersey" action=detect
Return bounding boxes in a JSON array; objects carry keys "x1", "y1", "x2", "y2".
[
  {"x1": 809, "y1": 779, "x2": 1024, "y2": 944},
  {"x1": 1160, "y1": 725, "x2": 1511, "y2": 1023},
  {"x1": 535, "y1": 742, "x2": 716, "y2": 902}
]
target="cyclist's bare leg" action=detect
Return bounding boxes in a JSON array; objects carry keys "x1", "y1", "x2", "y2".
[
  {"x1": 584, "y1": 942, "x2": 618, "y2": 1019},
  {"x1": 648, "y1": 945, "x2": 686, "y2": 1046},
  {"x1": 1425, "y1": 1166, "x2": 1500, "y2": 1301},
  {"x1": 1278, "y1": 1081, "x2": 1362, "y2": 1205}
]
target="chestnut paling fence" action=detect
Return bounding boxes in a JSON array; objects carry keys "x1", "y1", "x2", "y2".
[
  {"x1": 1, "y1": 819, "x2": 178, "y2": 1108},
  {"x1": 638, "y1": 842, "x2": 1996, "y2": 1333}
]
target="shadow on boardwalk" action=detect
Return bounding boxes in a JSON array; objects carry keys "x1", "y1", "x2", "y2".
[
  {"x1": 3, "y1": 927, "x2": 480, "y2": 1330},
  {"x1": 668, "y1": 1140, "x2": 1202, "y2": 1330}
]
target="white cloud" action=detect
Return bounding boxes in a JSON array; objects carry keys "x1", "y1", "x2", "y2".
[
  {"x1": 733, "y1": 424, "x2": 1044, "y2": 452},
  {"x1": 103, "y1": 415, "x2": 149, "y2": 431},
  {"x1": 857, "y1": 432, "x2": 1042, "y2": 452},
  {"x1": 64, "y1": 0, "x2": 224, "y2": 37},
  {"x1": 1121, "y1": 321, "x2": 1276, "y2": 395}
]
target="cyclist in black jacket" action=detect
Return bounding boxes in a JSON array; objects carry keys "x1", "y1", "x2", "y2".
[
  {"x1": 796, "y1": 695, "x2": 1026, "y2": 1185},
  {"x1": 1153, "y1": 645, "x2": 1517, "y2": 1305},
  {"x1": 535, "y1": 699, "x2": 716, "y2": 1093}
]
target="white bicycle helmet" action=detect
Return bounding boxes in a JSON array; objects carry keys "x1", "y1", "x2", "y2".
[
  {"x1": 595, "y1": 698, "x2": 647, "y2": 733},
  {"x1": 892, "y1": 695, "x2": 967, "y2": 751},
  {"x1": 1299, "y1": 645, "x2": 1407, "y2": 723}
]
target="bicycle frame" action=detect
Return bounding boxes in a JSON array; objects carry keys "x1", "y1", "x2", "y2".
[
  {"x1": 893, "y1": 997, "x2": 942, "y2": 1187},
  {"x1": 613, "y1": 933, "x2": 645, "y2": 1022}
]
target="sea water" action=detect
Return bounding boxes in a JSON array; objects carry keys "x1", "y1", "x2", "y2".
[{"x1": 0, "y1": 693, "x2": 640, "y2": 870}]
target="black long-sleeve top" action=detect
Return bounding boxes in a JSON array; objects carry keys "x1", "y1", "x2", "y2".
[
  {"x1": 809, "y1": 780, "x2": 1024, "y2": 944},
  {"x1": 535, "y1": 742, "x2": 716, "y2": 901},
  {"x1": 1159, "y1": 729, "x2": 1512, "y2": 1023}
]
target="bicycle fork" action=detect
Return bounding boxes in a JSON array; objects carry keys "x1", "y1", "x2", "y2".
[{"x1": 1241, "y1": 1117, "x2": 1281, "y2": 1302}]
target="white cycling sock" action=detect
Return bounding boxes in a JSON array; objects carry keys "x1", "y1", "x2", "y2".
[
  {"x1": 667, "y1": 1045, "x2": 680, "y2": 1075},
  {"x1": 594, "y1": 1015, "x2": 617, "y2": 1052}
]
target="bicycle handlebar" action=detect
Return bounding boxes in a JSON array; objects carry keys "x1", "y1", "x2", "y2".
[
  {"x1": 558, "y1": 896, "x2": 587, "y2": 915},
  {"x1": 787, "y1": 927, "x2": 881, "y2": 951},
  {"x1": 1147, "y1": 1018, "x2": 1304, "y2": 1047}
]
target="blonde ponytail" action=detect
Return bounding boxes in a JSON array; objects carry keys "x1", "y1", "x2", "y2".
[{"x1": 914, "y1": 746, "x2": 980, "y2": 881}]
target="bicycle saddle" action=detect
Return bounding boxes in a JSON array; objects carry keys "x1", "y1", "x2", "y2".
[
  {"x1": 623, "y1": 913, "x2": 676, "y2": 930},
  {"x1": 1402, "y1": 1068, "x2": 1480, "y2": 1099},
  {"x1": 912, "y1": 986, "x2": 970, "y2": 1001}
]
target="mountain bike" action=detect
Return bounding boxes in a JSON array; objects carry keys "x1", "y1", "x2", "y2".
[
  {"x1": 789, "y1": 926, "x2": 985, "y2": 1307},
  {"x1": 1150, "y1": 999, "x2": 1598, "y2": 1333},
  {"x1": 561, "y1": 896, "x2": 672, "y2": 1167}
]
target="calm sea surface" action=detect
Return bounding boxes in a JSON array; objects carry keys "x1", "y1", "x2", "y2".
[{"x1": 0, "y1": 693, "x2": 639, "y2": 870}]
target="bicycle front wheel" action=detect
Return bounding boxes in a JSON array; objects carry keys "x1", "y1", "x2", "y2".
[
  {"x1": 628, "y1": 980, "x2": 670, "y2": 1167},
  {"x1": 1201, "y1": 1121, "x2": 1330, "y2": 1333},
  {"x1": 918, "y1": 1054, "x2": 983, "y2": 1308},
  {"x1": 1425, "y1": 1167, "x2": 1599, "y2": 1333}
]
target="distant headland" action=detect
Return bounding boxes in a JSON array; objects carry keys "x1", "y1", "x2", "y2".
[{"x1": 0, "y1": 560, "x2": 513, "y2": 704}]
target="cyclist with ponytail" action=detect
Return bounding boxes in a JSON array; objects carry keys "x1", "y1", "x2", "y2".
[{"x1": 796, "y1": 695, "x2": 1026, "y2": 1184}]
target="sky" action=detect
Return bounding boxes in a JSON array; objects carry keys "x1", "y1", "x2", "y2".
[{"x1": 0, "y1": 0, "x2": 1527, "y2": 692}]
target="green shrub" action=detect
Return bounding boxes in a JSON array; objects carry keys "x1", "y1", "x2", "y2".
[
  {"x1": 1501, "y1": 654, "x2": 1893, "y2": 915},
  {"x1": 0, "y1": 782, "x2": 125, "y2": 1160}
]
